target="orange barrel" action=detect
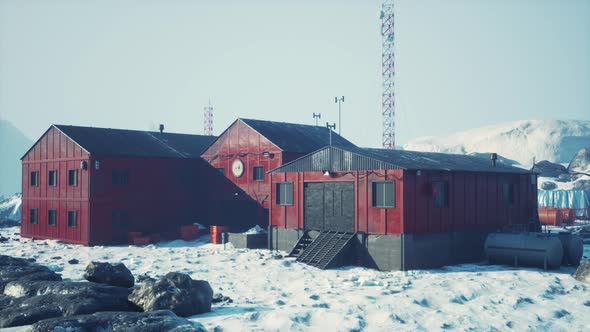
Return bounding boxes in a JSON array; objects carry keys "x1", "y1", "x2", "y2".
[
  {"x1": 181, "y1": 225, "x2": 199, "y2": 241},
  {"x1": 539, "y1": 208, "x2": 560, "y2": 226},
  {"x1": 558, "y1": 209, "x2": 576, "y2": 225},
  {"x1": 210, "y1": 225, "x2": 230, "y2": 244}
]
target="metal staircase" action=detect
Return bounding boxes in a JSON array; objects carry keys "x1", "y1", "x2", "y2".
[
  {"x1": 295, "y1": 231, "x2": 357, "y2": 269},
  {"x1": 288, "y1": 232, "x2": 313, "y2": 258}
]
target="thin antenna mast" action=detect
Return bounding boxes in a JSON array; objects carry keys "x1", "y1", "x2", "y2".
[
  {"x1": 203, "y1": 100, "x2": 214, "y2": 136},
  {"x1": 381, "y1": 1, "x2": 395, "y2": 149}
]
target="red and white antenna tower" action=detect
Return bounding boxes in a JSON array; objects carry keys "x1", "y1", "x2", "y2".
[
  {"x1": 381, "y1": 0, "x2": 395, "y2": 149},
  {"x1": 203, "y1": 100, "x2": 214, "y2": 136}
]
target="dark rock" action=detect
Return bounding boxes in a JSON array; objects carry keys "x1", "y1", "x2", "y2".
[
  {"x1": 533, "y1": 160, "x2": 568, "y2": 178},
  {"x1": 541, "y1": 181, "x2": 557, "y2": 190},
  {"x1": 50, "y1": 256, "x2": 61, "y2": 260},
  {"x1": 31, "y1": 310, "x2": 205, "y2": 332},
  {"x1": 0, "y1": 295, "x2": 14, "y2": 310},
  {"x1": 556, "y1": 173, "x2": 573, "y2": 182},
  {"x1": 0, "y1": 236, "x2": 8, "y2": 242},
  {"x1": 129, "y1": 272, "x2": 213, "y2": 317},
  {"x1": 0, "y1": 264, "x2": 62, "y2": 293},
  {"x1": 137, "y1": 273, "x2": 156, "y2": 283},
  {"x1": 568, "y1": 148, "x2": 590, "y2": 174},
  {"x1": 84, "y1": 261, "x2": 135, "y2": 288},
  {"x1": 573, "y1": 179, "x2": 590, "y2": 190},
  {"x1": 212, "y1": 293, "x2": 232, "y2": 304},
  {"x1": 0, "y1": 279, "x2": 139, "y2": 328},
  {"x1": 68, "y1": 258, "x2": 79, "y2": 265},
  {"x1": 573, "y1": 260, "x2": 590, "y2": 284},
  {"x1": 0, "y1": 255, "x2": 35, "y2": 266}
]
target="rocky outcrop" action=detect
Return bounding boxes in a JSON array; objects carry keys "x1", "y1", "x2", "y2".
[
  {"x1": 31, "y1": 310, "x2": 206, "y2": 332},
  {"x1": 84, "y1": 261, "x2": 135, "y2": 288},
  {"x1": 533, "y1": 160, "x2": 568, "y2": 178},
  {"x1": 0, "y1": 255, "x2": 61, "y2": 292},
  {"x1": 572, "y1": 179, "x2": 590, "y2": 190},
  {"x1": 568, "y1": 148, "x2": 590, "y2": 174},
  {"x1": 541, "y1": 182, "x2": 557, "y2": 190},
  {"x1": 129, "y1": 272, "x2": 213, "y2": 317},
  {"x1": 573, "y1": 260, "x2": 590, "y2": 284}
]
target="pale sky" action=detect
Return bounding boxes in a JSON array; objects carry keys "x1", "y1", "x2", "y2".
[{"x1": 1, "y1": 0, "x2": 589, "y2": 147}]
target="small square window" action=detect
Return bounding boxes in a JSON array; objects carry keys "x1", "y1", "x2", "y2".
[
  {"x1": 276, "y1": 182, "x2": 293, "y2": 206},
  {"x1": 48, "y1": 209, "x2": 57, "y2": 226},
  {"x1": 68, "y1": 169, "x2": 78, "y2": 186},
  {"x1": 30, "y1": 208, "x2": 38, "y2": 224},
  {"x1": 48, "y1": 170, "x2": 57, "y2": 187},
  {"x1": 372, "y1": 181, "x2": 395, "y2": 208},
  {"x1": 253, "y1": 166, "x2": 264, "y2": 181},
  {"x1": 433, "y1": 181, "x2": 449, "y2": 208},
  {"x1": 30, "y1": 171, "x2": 39, "y2": 187},
  {"x1": 112, "y1": 169, "x2": 130, "y2": 185},
  {"x1": 67, "y1": 211, "x2": 77, "y2": 228}
]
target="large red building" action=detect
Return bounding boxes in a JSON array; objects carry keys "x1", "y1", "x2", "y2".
[
  {"x1": 20, "y1": 125, "x2": 217, "y2": 245},
  {"x1": 269, "y1": 146, "x2": 538, "y2": 270},
  {"x1": 201, "y1": 118, "x2": 356, "y2": 229}
]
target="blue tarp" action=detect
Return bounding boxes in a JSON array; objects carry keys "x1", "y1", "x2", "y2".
[{"x1": 538, "y1": 189, "x2": 590, "y2": 217}]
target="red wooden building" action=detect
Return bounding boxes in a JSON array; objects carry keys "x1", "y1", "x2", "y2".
[
  {"x1": 201, "y1": 118, "x2": 356, "y2": 229},
  {"x1": 269, "y1": 146, "x2": 539, "y2": 270},
  {"x1": 21, "y1": 125, "x2": 217, "y2": 245}
]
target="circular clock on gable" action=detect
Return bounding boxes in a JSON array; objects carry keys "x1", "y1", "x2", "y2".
[{"x1": 231, "y1": 159, "x2": 244, "y2": 178}]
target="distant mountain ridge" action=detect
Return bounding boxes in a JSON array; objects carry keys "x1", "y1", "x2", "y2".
[
  {"x1": 403, "y1": 119, "x2": 590, "y2": 166},
  {"x1": 0, "y1": 120, "x2": 32, "y2": 195}
]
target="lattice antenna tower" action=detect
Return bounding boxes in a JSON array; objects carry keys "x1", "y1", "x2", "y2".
[
  {"x1": 203, "y1": 100, "x2": 214, "y2": 136},
  {"x1": 381, "y1": 0, "x2": 395, "y2": 149}
]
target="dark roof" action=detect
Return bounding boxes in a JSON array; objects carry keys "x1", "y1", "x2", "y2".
[
  {"x1": 240, "y1": 118, "x2": 357, "y2": 153},
  {"x1": 270, "y1": 146, "x2": 531, "y2": 174},
  {"x1": 50, "y1": 125, "x2": 217, "y2": 159}
]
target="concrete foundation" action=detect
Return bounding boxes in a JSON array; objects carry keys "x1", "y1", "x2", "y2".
[
  {"x1": 270, "y1": 226, "x2": 494, "y2": 270},
  {"x1": 227, "y1": 233, "x2": 267, "y2": 249}
]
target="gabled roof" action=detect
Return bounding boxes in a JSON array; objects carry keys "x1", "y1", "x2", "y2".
[
  {"x1": 22, "y1": 125, "x2": 217, "y2": 159},
  {"x1": 270, "y1": 146, "x2": 531, "y2": 174},
  {"x1": 240, "y1": 118, "x2": 357, "y2": 153}
]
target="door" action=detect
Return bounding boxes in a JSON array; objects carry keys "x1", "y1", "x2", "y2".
[{"x1": 304, "y1": 182, "x2": 354, "y2": 232}]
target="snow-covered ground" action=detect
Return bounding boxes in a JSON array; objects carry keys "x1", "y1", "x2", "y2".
[
  {"x1": 0, "y1": 193, "x2": 21, "y2": 223},
  {"x1": 404, "y1": 119, "x2": 590, "y2": 166},
  {"x1": 1, "y1": 227, "x2": 589, "y2": 332}
]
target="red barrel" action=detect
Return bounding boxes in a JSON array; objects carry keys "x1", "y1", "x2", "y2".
[
  {"x1": 127, "y1": 232, "x2": 143, "y2": 244},
  {"x1": 539, "y1": 208, "x2": 562, "y2": 226},
  {"x1": 132, "y1": 236, "x2": 150, "y2": 246},
  {"x1": 557, "y1": 209, "x2": 575, "y2": 225},
  {"x1": 209, "y1": 225, "x2": 230, "y2": 244}
]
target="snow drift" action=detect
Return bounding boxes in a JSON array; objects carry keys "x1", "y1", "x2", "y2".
[{"x1": 404, "y1": 119, "x2": 590, "y2": 166}]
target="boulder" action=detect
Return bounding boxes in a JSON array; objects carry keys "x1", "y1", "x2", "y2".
[
  {"x1": 0, "y1": 264, "x2": 62, "y2": 293},
  {"x1": 533, "y1": 160, "x2": 568, "y2": 178},
  {"x1": 0, "y1": 255, "x2": 36, "y2": 266},
  {"x1": 568, "y1": 148, "x2": 590, "y2": 174},
  {"x1": 31, "y1": 310, "x2": 205, "y2": 332},
  {"x1": 574, "y1": 260, "x2": 590, "y2": 284},
  {"x1": 541, "y1": 181, "x2": 557, "y2": 190},
  {"x1": 68, "y1": 258, "x2": 79, "y2": 265},
  {"x1": 129, "y1": 272, "x2": 213, "y2": 317},
  {"x1": 84, "y1": 261, "x2": 135, "y2": 288},
  {"x1": 0, "y1": 282, "x2": 138, "y2": 328}
]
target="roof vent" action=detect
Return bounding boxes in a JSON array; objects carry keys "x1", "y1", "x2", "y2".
[
  {"x1": 491, "y1": 153, "x2": 497, "y2": 167},
  {"x1": 159, "y1": 124, "x2": 164, "y2": 134}
]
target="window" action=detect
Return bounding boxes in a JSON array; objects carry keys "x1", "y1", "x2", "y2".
[
  {"x1": 68, "y1": 169, "x2": 78, "y2": 186},
  {"x1": 372, "y1": 181, "x2": 395, "y2": 208},
  {"x1": 48, "y1": 209, "x2": 57, "y2": 226},
  {"x1": 112, "y1": 169, "x2": 130, "y2": 185},
  {"x1": 433, "y1": 181, "x2": 449, "y2": 208},
  {"x1": 30, "y1": 171, "x2": 39, "y2": 186},
  {"x1": 253, "y1": 166, "x2": 264, "y2": 181},
  {"x1": 48, "y1": 170, "x2": 57, "y2": 187},
  {"x1": 502, "y1": 183, "x2": 515, "y2": 205},
  {"x1": 30, "y1": 209, "x2": 38, "y2": 224},
  {"x1": 276, "y1": 182, "x2": 293, "y2": 206},
  {"x1": 217, "y1": 168, "x2": 225, "y2": 175},
  {"x1": 67, "y1": 211, "x2": 77, "y2": 228},
  {"x1": 112, "y1": 210, "x2": 129, "y2": 230}
]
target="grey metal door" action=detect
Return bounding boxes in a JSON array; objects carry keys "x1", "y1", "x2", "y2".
[{"x1": 304, "y1": 182, "x2": 354, "y2": 232}]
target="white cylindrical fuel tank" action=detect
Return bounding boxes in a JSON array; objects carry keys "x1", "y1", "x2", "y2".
[
  {"x1": 554, "y1": 233, "x2": 584, "y2": 266},
  {"x1": 485, "y1": 233, "x2": 563, "y2": 269}
]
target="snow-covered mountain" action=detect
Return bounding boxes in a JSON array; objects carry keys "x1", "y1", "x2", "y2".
[
  {"x1": 0, "y1": 120, "x2": 32, "y2": 196},
  {"x1": 0, "y1": 193, "x2": 21, "y2": 226},
  {"x1": 404, "y1": 119, "x2": 590, "y2": 166}
]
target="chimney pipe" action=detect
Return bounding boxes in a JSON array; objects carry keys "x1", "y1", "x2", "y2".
[
  {"x1": 159, "y1": 124, "x2": 164, "y2": 134},
  {"x1": 491, "y1": 153, "x2": 497, "y2": 167}
]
